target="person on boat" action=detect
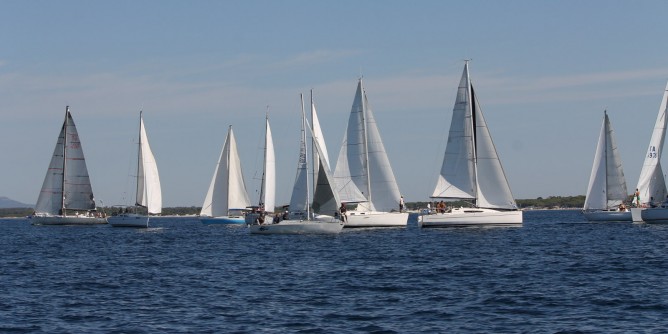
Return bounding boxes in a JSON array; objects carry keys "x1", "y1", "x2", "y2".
[
  {"x1": 399, "y1": 196, "x2": 405, "y2": 213},
  {"x1": 426, "y1": 202, "x2": 431, "y2": 213},
  {"x1": 282, "y1": 210, "x2": 289, "y2": 221},
  {"x1": 256, "y1": 212, "x2": 265, "y2": 225},
  {"x1": 635, "y1": 189, "x2": 641, "y2": 207},
  {"x1": 339, "y1": 203, "x2": 347, "y2": 222},
  {"x1": 618, "y1": 203, "x2": 627, "y2": 212}
]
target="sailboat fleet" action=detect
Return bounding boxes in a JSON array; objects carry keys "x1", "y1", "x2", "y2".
[{"x1": 28, "y1": 62, "x2": 668, "y2": 229}]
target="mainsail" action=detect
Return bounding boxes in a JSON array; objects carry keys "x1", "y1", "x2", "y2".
[
  {"x1": 431, "y1": 62, "x2": 517, "y2": 210},
  {"x1": 201, "y1": 126, "x2": 250, "y2": 217},
  {"x1": 136, "y1": 112, "x2": 162, "y2": 214},
  {"x1": 288, "y1": 95, "x2": 310, "y2": 215},
  {"x1": 259, "y1": 114, "x2": 276, "y2": 212},
  {"x1": 333, "y1": 79, "x2": 402, "y2": 212},
  {"x1": 635, "y1": 82, "x2": 668, "y2": 205},
  {"x1": 584, "y1": 111, "x2": 627, "y2": 210},
  {"x1": 35, "y1": 107, "x2": 97, "y2": 215}
]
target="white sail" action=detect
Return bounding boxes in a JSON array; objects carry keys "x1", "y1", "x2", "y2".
[
  {"x1": 432, "y1": 65, "x2": 476, "y2": 200},
  {"x1": 260, "y1": 115, "x2": 276, "y2": 212},
  {"x1": 311, "y1": 127, "x2": 341, "y2": 217},
  {"x1": 136, "y1": 113, "x2": 162, "y2": 214},
  {"x1": 35, "y1": 108, "x2": 97, "y2": 215},
  {"x1": 333, "y1": 79, "x2": 402, "y2": 211},
  {"x1": 431, "y1": 62, "x2": 517, "y2": 209},
  {"x1": 288, "y1": 96, "x2": 310, "y2": 215},
  {"x1": 584, "y1": 111, "x2": 628, "y2": 210},
  {"x1": 311, "y1": 92, "x2": 331, "y2": 170},
  {"x1": 201, "y1": 126, "x2": 250, "y2": 217},
  {"x1": 636, "y1": 81, "x2": 668, "y2": 205}
]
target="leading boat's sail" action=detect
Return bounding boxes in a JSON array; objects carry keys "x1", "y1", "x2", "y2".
[
  {"x1": 136, "y1": 112, "x2": 162, "y2": 214},
  {"x1": 201, "y1": 126, "x2": 250, "y2": 217},
  {"x1": 584, "y1": 111, "x2": 628, "y2": 210},
  {"x1": 288, "y1": 96, "x2": 310, "y2": 216},
  {"x1": 334, "y1": 79, "x2": 402, "y2": 212},
  {"x1": 35, "y1": 108, "x2": 97, "y2": 215},
  {"x1": 431, "y1": 62, "x2": 516, "y2": 210},
  {"x1": 635, "y1": 82, "x2": 668, "y2": 206}
]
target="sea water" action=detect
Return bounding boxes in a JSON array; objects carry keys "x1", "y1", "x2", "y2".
[{"x1": 1, "y1": 210, "x2": 667, "y2": 333}]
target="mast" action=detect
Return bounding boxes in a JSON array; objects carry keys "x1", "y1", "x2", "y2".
[
  {"x1": 259, "y1": 109, "x2": 268, "y2": 208},
  {"x1": 61, "y1": 106, "x2": 69, "y2": 215},
  {"x1": 360, "y1": 79, "x2": 372, "y2": 204},
  {"x1": 466, "y1": 60, "x2": 479, "y2": 206},
  {"x1": 135, "y1": 111, "x2": 143, "y2": 207},
  {"x1": 226, "y1": 125, "x2": 232, "y2": 215},
  {"x1": 300, "y1": 93, "x2": 311, "y2": 219},
  {"x1": 604, "y1": 110, "x2": 609, "y2": 208}
]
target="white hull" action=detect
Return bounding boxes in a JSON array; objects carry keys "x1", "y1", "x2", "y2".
[
  {"x1": 344, "y1": 211, "x2": 408, "y2": 227},
  {"x1": 631, "y1": 208, "x2": 644, "y2": 222},
  {"x1": 582, "y1": 210, "x2": 632, "y2": 222},
  {"x1": 640, "y1": 207, "x2": 668, "y2": 223},
  {"x1": 418, "y1": 208, "x2": 522, "y2": 227},
  {"x1": 108, "y1": 214, "x2": 149, "y2": 227},
  {"x1": 249, "y1": 219, "x2": 344, "y2": 235},
  {"x1": 31, "y1": 215, "x2": 107, "y2": 226}
]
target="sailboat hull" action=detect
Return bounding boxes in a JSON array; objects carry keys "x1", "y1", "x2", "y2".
[
  {"x1": 108, "y1": 214, "x2": 149, "y2": 227},
  {"x1": 344, "y1": 211, "x2": 408, "y2": 227},
  {"x1": 249, "y1": 220, "x2": 344, "y2": 234},
  {"x1": 582, "y1": 210, "x2": 631, "y2": 222},
  {"x1": 418, "y1": 208, "x2": 522, "y2": 227},
  {"x1": 640, "y1": 207, "x2": 668, "y2": 223},
  {"x1": 31, "y1": 215, "x2": 107, "y2": 226},
  {"x1": 200, "y1": 216, "x2": 246, "y2": 225}
]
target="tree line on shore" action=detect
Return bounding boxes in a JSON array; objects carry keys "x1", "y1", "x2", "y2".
[{"x1": 0, "y1": 196, "x2": 587, "y2": 218}]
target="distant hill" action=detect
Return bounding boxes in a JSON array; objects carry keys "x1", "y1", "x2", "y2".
[{"x1": 0, "y1": 196, "x2": 33, "y2": 209}]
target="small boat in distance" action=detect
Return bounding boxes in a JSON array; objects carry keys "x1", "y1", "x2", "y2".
[
  {"x1": 200, "y1": 126, "x2": 251, "y2": 224},
  {"x1": 582, "y1": 111, "x2": 631, "y2": 222},
  {"x1": 419, "y1": 61, "x2": 522, "y2": 227},
  {"x1": 31, "y1": 106, "x2": 107, "y2": 225},
  {"x1": 108, "y1": 111, "x2": 162, "y2": 228}
]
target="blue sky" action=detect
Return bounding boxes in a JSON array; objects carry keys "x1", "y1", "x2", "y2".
[{"x1": 2, "y1": 1, "x2": 668, "y2": 207}]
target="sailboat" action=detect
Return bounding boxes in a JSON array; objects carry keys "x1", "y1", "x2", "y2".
[
  {"x1": 108, "y1": 111, "x2": 162, "y2": 227},
  {"x1": 245, "y1": 113, "x2": 276, "y2": 225},
  {"x1": 635, "y1": 82, "x2": 668, "y2": 223},
  {"x1": 249, "y1": 94, "x2": 344, "y2": 234},
  {"x1": 31, "y1": 106, "x2": 107, "y2": 225},
  {"x1": 582, "y1": 111, "x2": 631, "y2": 222},
  {"x1": 200, "y1": 126, "x2": 251, "y2": 224},
  {"x1": 333, "y1": 79, "x2": 409, "y2": 227},
  {"x1": 418, "y1": 61, "x2": 522, "y2": 227}
]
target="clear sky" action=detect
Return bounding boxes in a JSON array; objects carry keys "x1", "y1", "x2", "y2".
[{"x1": 2, "y1": 0, "x2": 668, "y2": 207}]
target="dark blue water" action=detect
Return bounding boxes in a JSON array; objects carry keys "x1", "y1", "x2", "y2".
[{"x1": 1, "y1": 210, "x2": 667, "y2": 333}]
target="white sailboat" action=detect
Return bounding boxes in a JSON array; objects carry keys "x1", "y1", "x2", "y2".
[
  {"x1": 333, "y1": 79, "x2": 409, "y2": 227},
  {"x1": 419, "y1": 61, "x2": 522, "y2": 227},
  {"x1": 31, "y1": 106, "x2": 107, "y2": 225},
  {"x1": 636, "y1": 82, "x2": 668, "y2": 223},
  {"x1": 200, "y1": 126, "x2": 251, "y2": 224},
  {"x1": 249, "y1": 94, "x2": 344, "y2": 234},
  {"x1": 108, "y1": 111, "x2": 162, "y2": 227},
  {"x1": 582, "y1": 111, "x2": 631, "y2": 222},
  {"x1": 245, "y1": 113, "x2": 276, "y2": 225}
]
